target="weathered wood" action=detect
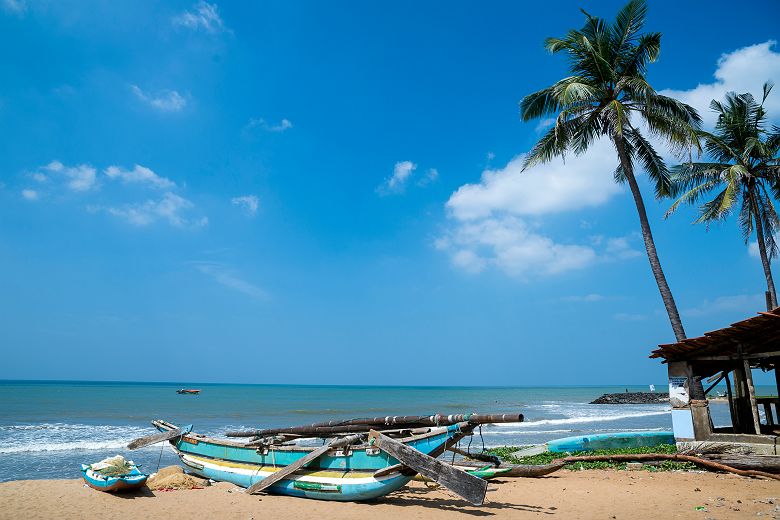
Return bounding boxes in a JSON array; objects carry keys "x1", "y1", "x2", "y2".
[
  {"x1": 702, "y1": 454, "x2": 780, "y2": 473},
  {"x1": 557, "y1": 453, "x2": 780, "y2": 481},
  {"x1": 246, "y1": 434, "x2": 363, "y2": 495},
  {"x1": 446, "y1": 445, "x2": 500, "y2": 466},
  {"x1": 127, "y1": 427, "x2": 184, "y2": 450},
  {"x1": 368, "y1": 430, "x2": 487, "y2": 506},
  {"x1": 744, "y1": 358, "x2": 762, "y2": 434},
  {"x1": 453, "y1": 459, "x2": 564, "y2": 478},
  {"x1": 227, "y1": 413, "x2": 523, "y2": 438}
]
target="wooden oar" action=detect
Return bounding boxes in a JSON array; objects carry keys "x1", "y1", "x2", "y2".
[
  {"x1": 368, "y1": 430, "x2": 488, "y2": 506},
  {"x1": 246, "y1": 434, "x2": 363, "y2": 495},
  {"x1": 127, "y1": 425, "x2": 191, "y2": 450}
]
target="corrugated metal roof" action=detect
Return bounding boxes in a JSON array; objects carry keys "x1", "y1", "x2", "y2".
[{"x1": 650, "y1": 307, "x2": 780, "y2": 361}]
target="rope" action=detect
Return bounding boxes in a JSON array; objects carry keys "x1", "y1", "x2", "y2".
[{"x1": 155, "y1": 442, "x2": 165, "y2": 473}]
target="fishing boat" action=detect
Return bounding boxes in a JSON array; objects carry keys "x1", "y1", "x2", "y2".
[
  {"x1": 546, "y1": 430, "x2": 675, "y2": 453},
  {"x1": 81, "y1": 456, "x2": 148, "y2": 492},
  {"x1": 127, "y1": 413, "x2": 524, "y2": 504},
  {"x1": 177, "y1": 389, "x2": 200, "y2": 395}
]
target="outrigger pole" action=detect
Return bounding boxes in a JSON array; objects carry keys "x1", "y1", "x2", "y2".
[{"x1": 226, "y1": 413, "x2": 523, "y2": 438}]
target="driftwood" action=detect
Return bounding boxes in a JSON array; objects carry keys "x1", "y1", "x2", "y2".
[
  {"x1": 557, "y1": 453, "x2": 780, "y2": 481},
  {"x1": 447, "y1": 445, "x2": 501, "y2": 466},
  {"x1": 227, "y1": 413, "x2": 523, "y2": 438},
  {"x1": 368, "y1": 430, "x2": 488, "y2": 506},
  {"x1": 700, "y1": 454, "x2": 780, "y2": 473},
  {"x1": 453, "y1": 459, "x2": 564, "y2": 478}
]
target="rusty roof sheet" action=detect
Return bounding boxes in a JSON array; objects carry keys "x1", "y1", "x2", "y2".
[{"x1": 650, "y1": 307, "x2": 780, "y2": 361}]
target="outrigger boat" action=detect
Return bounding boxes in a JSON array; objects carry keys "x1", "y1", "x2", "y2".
[
  {"x1": 127, "y1": 413, "x2": 523, "y2": 505},
  {"x1": 176, "y1": 389, "x2": 200, "y2": 395}
]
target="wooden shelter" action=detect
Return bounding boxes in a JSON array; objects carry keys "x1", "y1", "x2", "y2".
[{"x1": 650, "y1": 308, "x2": 780, "y2": 453}]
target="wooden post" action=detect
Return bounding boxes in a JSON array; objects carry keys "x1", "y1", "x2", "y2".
[
  {"x1": 774, "y1": 359, "x2": 780, "y2": 420},
  {"x1": 724, "y1": 371, "x2": 737, "y2": 433},
  {"x1": 743, "y1": 359, "x2": 762, "y2": 435}
]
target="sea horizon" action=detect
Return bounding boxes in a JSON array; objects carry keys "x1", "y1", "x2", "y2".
[{"x1": 3, "y1": 380, "x2": 776, "y2": 482}]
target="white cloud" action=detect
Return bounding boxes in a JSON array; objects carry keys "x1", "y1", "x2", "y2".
[
  {"x1": 2, "y1": 0, "x2": 25, "y2": 14},
  {"x1": 377, "y1": 161, "x2": 417, "y2": 195},
  {"x1": 104, "y1": 165, "x2": 175, "y2": 189},
  {"x1": 417, "y1": 168, "x2": 439, "y2": 187},
  {"x1": 131, "y1": 85, "x2": 186, "y2": 112},
  {"x1": 749, "y1": 241, "x2": 760, "y2": 258},
  {"x1": 193, "y1": 262, "x2": 267, "y2": 300},
  {"x1": 231, "y1": 195, "x2": 259, "y2": 216},
  {"x1": 446, "y1": 139, "x2": 620, "y2": 220},
  {"x1": 21, "y1": 189, "x2": 38, "y2": 200},
  {"x1": 42, "y1": 161, "x2": 97, "y2": 192},
  {"x1": 100, "y1": 192, "x2": 207, "y2": 228},
  {"x1": 435, "y1": 216, "x2": 598, "y2": 278},
  {"x1": 683, "y1": 294, "x2": 765, "y2": 318},
  {"x1": 438, "y1": 138, "x2": 643, "y2": 278},
  {"x1": 246, "y1": 118, "x2": 293, "y2": 133},
  {"x1": 661, "y1": 41, "x2": 780, "y2": 128},
  {"x1": 173, "y1": 1, "x2": 228, "y2": 33}
]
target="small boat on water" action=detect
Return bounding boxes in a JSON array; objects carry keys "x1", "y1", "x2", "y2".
[
  {"x1": 127, "y1": 413, "x2": 524, "y2": 504},
  {"x1": 81, "y1": 455, "x2": 148, "y2": 492},
  {"x1": 177, "y1": 389, "x2": 200, "y2": 395}
]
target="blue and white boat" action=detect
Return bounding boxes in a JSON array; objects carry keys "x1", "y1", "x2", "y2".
[
  {"x1": 81, "y1": 456, "x2": 148, "y2": 492},
  {"x1": 151, "y1": 418, "x2": 475, "y2": 502},
  {"x1": 547, "y1": 430, "x2": 675, "y2": 453}
]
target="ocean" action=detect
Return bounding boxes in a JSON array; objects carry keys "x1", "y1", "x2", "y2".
[{"x1": 1, "y1": 380, "x2": 770, "y2": 482}]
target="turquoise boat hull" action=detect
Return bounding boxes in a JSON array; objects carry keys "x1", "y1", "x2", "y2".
[
  {"x1": 547, "y1": 431, "x2": 675, "y2": 453},
  {"x1": 156, "y1": 420, "x2": 470, "y2": 501},
  {"x1": 81, "y1": 464, "x2": 148, "y2": 492}
]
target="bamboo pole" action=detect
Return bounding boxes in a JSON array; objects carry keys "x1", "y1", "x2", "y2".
[{"x1": 226, "y1": 413, "x2": 523, "y2": 438}]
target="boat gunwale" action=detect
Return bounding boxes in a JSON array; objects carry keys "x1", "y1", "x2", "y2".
[{"x1": 154, "y1": 419, "x2": 465, "y2": 453}]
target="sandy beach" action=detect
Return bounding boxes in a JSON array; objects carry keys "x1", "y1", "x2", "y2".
[{"x1": 2, "y1": 471, "x2": 778, "y2": 520}]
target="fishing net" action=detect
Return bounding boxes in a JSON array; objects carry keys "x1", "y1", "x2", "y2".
[
  {"x1": 90, "y1": 455, "x2": 135, "y2": 477},
  {"x1": 147, "y1": 466, "x2": 208, "y2": 490}
]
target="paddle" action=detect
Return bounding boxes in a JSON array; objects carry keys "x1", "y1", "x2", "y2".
[
  {"x1": 127, "y1": 425, "x2": 192, "y2": 450},
  {"x1": 368, "y1": 430, "x2": 488, "y2": 506},
  {"x1": 246, "y1": 434, "x2": 363, "y2": 495}
]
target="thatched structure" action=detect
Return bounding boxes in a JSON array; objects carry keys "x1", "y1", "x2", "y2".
[{"x1": 651, "y1": 308, "x2": 780, "y2": 453}]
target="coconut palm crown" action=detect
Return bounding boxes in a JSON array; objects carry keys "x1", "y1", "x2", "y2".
[
  {"x1": 519, "y1": 0, "x2": 701, "y2": 342},
  {"x1": 667, "y1": 83, "x2": 780, "y2": 308}
]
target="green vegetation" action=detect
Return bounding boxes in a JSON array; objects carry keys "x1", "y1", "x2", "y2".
[
  {"x1": 486, "y1": 445, "x2": 698, "y2": 472},
  {"x1": 519, "y1": 0, "x2": 701, "y2": 343},
  {"x1": 666, "y1": 83, "x2": 780, "y2": 308}
]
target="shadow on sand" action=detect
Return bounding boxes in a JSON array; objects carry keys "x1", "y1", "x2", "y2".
[{"x1": 374, "y1": 485, "x2": 556, "y2": 517}]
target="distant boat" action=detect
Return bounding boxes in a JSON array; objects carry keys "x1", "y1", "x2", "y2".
[{"x1": 177, "y1": 389, "x2": 200, "y2": 395}]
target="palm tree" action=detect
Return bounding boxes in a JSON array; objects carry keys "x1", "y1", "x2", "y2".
[
  {"x1": 519, "y1": 0, "x2": 701, "y2": 342},
  {"x1": 666, "y1": 83, "x2": 780, "y2": 309}
]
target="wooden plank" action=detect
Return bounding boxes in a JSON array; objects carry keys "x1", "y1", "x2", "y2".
[
  {"x1": 744, "y1": 358, "x2": 762, "y2": 434},
  {"x1": 368, "y1": 430, "x2": 487, "y2": 506},
  {"x1": 246, "y1": 434, "x2": 362, "y2": 495},
  {"x1": 127, "y1": 426, "x2": 190, "y2": 450}
]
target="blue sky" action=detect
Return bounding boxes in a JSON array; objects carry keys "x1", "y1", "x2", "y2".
[{"x1": 1, "y1": 0, "x2": 779, "y2": 385}]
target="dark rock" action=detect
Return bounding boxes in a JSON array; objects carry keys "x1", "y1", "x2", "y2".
[{"x1": 590, "y1": 392, "x2": 670, "y2": 404}]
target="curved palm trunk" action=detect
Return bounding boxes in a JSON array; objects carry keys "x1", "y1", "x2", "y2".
[
  {"x1": 749, "y1": 189, "x2": 778, "y2": 309},
  {"x1": 614, "y1": 137, "x2": 687, "y2": 342}
]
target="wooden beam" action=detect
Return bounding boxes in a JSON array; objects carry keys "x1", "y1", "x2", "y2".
[
  {"x1": 744, "y1": 359, "x2": 762, "y2": 435},
  {"x1": 127, "y1": 425, "x2": 190, "y2": 450},
  {"x1": 368, "y1": 430, "x2": 487, "y2": 506},
  {"x1": 688, "y1": 350, "x2": 780, "y2": 362}
]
